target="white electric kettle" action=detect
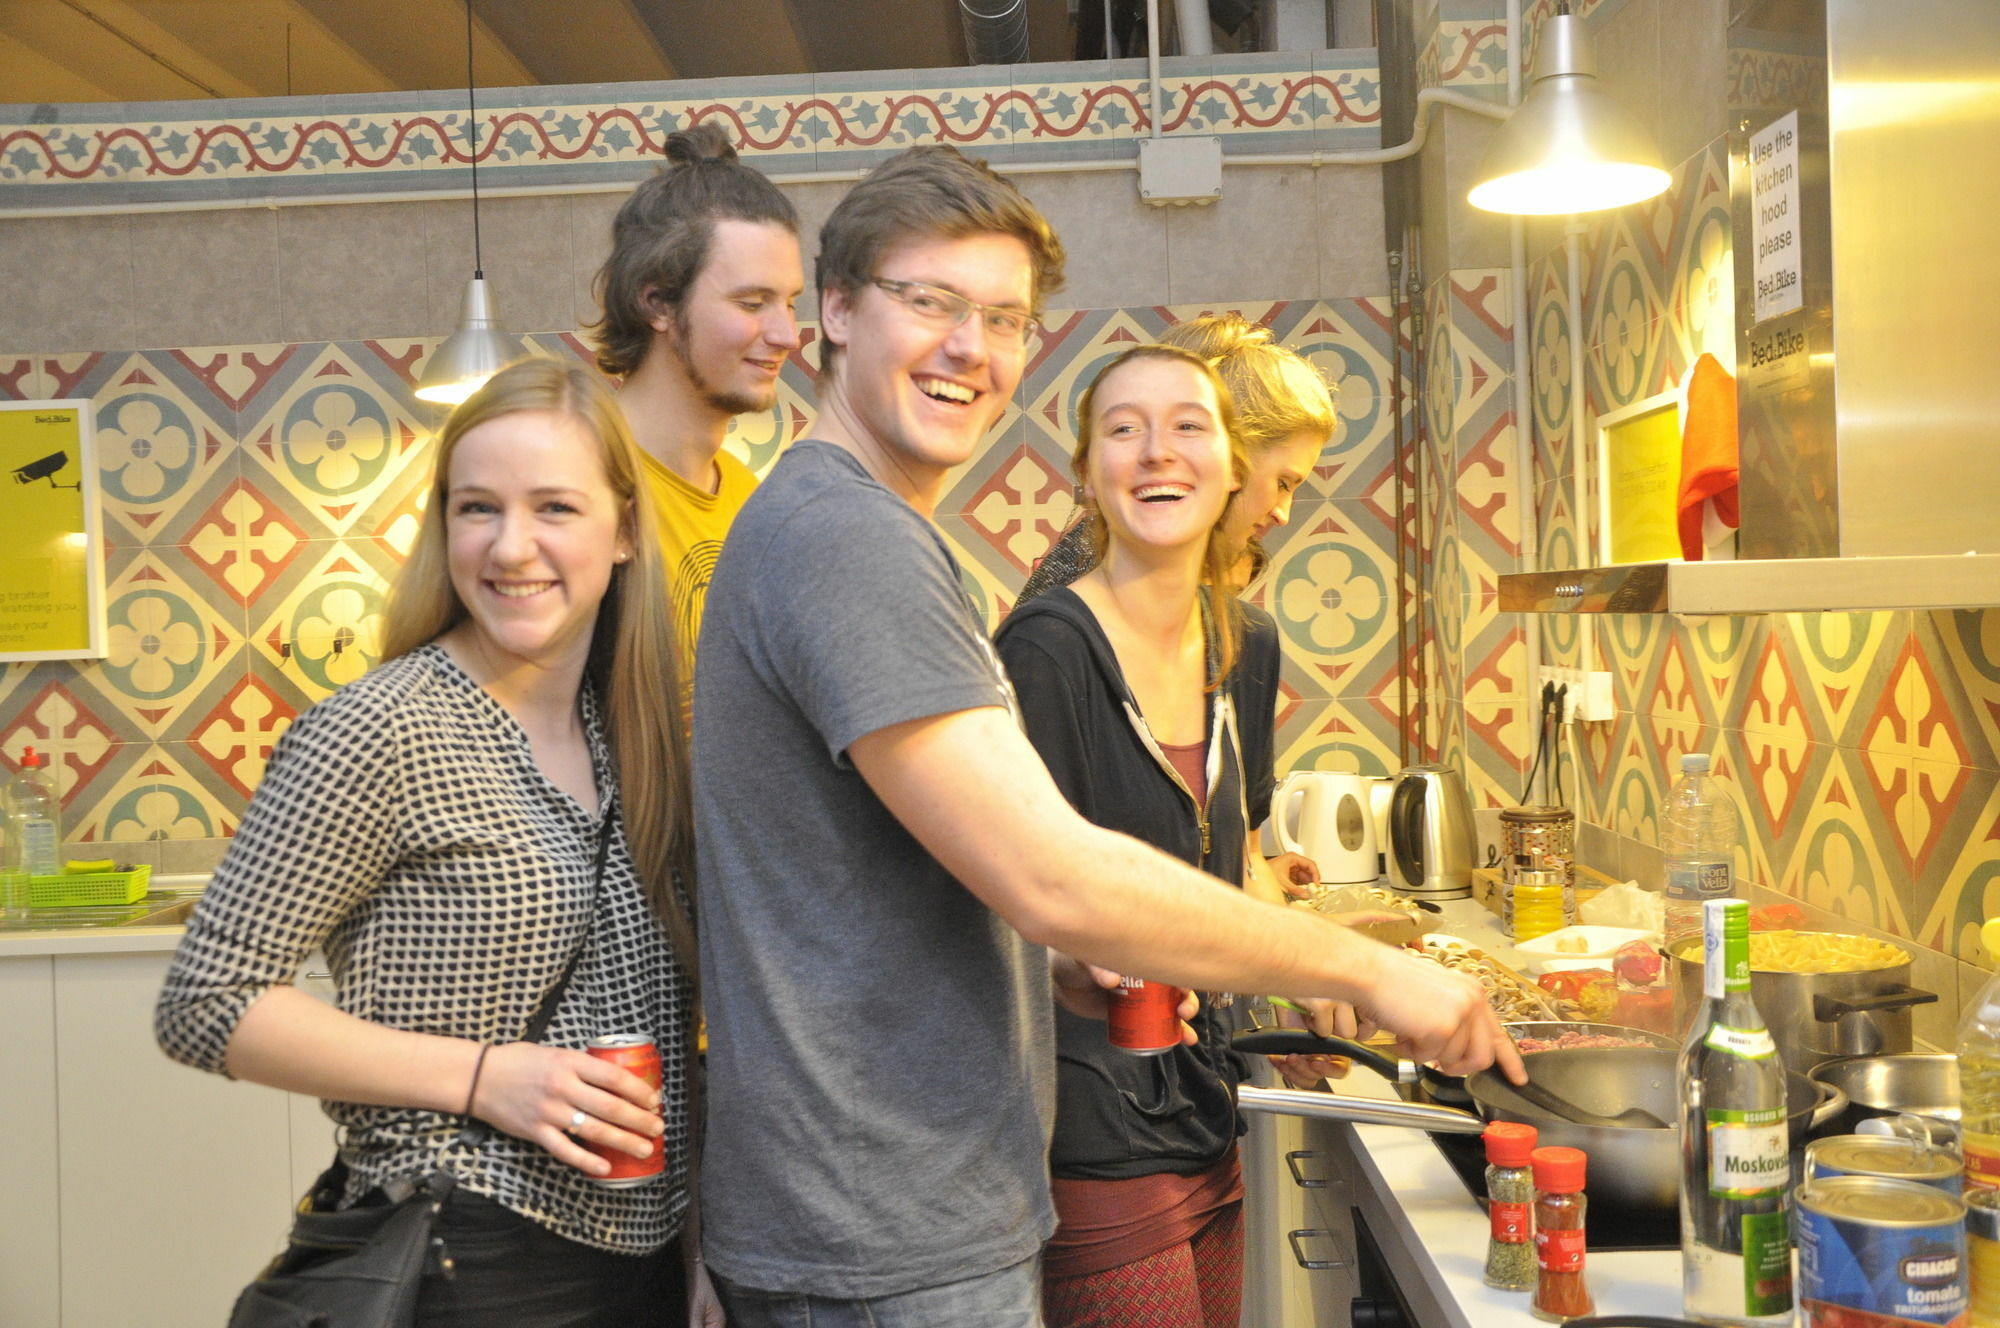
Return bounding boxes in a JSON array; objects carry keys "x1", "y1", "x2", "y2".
[{"x1": 1272, "y1": 771, "x2": 1378, "y2": 883}]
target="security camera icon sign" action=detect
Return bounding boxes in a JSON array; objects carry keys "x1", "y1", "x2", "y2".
[{"x1": 12, "y1": 451, "x2": 78, "y2": 488}]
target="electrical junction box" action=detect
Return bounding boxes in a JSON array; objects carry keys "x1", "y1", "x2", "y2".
[{"x1": 1138, "y1": 135, "x2": 1223, "y2": 207}]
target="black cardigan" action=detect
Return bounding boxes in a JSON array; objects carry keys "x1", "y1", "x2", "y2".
[{"x1": 995, "y1": 588, "x2": 1281, "y2": 1180}]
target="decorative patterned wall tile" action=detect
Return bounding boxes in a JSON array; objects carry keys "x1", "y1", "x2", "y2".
[
  {"x1": 0, "y1": 55, "x2": 1383, "y2": 209},
  {"x1": 1915, "y1": 610, "x2": 2000, "y2": 774}
]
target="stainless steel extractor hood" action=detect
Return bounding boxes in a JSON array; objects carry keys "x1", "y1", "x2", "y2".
[{"x1": 1501, "y1": 0, "x2": 2000, "y2": 615}]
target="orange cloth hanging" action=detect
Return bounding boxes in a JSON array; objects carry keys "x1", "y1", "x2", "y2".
[{"x1": 1677, "y1": 352, "x2": 1739, "y2": 561}]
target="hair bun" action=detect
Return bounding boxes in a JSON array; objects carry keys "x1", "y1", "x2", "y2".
[{"x1": 665, "y1": 121, "x2": 738, "y2": 167}]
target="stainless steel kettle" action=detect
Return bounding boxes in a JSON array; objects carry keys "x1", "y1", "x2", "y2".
[{"x1": 1387, "y1": 764, "x2": 1476, "y2": 900}]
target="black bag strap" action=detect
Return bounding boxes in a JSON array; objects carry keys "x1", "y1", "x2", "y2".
[
  {"x1": 520, "y1": 813, "x2": 614, "y2": 1045},
  {"x1": 448, "y1": 812, "x2": 613, "y2": 1155}
]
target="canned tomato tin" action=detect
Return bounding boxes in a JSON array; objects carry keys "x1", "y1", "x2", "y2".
[
  {"x1": 1806, "y1": 1136, "x2": 1965, "y2": 1194},
  {"x1": 1106, "y1": 977, "x2": 1180, "y2": 1056},
  {"x1": 1796, "y1": 1175, "x2": 1968, "y2": 1327},
  {"x1": 584, "y1": 1034, "x2": 664, "y2": 1187},
  {"x1": 1966, "y1": 1188, "x2": 2000, "y2": 1326}
]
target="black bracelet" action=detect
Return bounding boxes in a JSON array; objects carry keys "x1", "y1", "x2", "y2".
[{"x1": 461, "y1": 1043, "x2": 492, "y2": 1119}]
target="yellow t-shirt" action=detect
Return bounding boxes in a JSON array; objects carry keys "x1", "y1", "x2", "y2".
[{"x1": 639, "y1": 447, "x2": 759, "y2": 672}]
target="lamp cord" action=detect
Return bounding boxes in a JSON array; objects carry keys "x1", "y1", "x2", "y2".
[{"x1": 465, "y1": 0, "x2": 483, "y2": 278}]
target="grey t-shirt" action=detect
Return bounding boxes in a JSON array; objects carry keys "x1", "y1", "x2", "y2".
[{"x1": 692, "y1": 440, "x2": 1057, "y2": 1298}]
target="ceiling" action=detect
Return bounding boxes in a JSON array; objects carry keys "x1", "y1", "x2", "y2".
[{"x1": 1, "y1": 0, "x2": 1082, "y2": 105}]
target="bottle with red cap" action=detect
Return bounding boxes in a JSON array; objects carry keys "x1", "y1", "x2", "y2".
[
  {"x1": 1484, "y1": 1121, "x2": 1539, "y2": 1289},
  {"x1": 1531, "y1": 1145, "x2": 1594, "y2": 1322},
  {"x1": 6, "y1": 747, "x2": 60, "y2": 878}
]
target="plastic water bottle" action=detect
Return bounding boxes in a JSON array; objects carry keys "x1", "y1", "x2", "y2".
[
  {"x1": 1663, "y1": 753, "x2": 1735, "y2": 945},
  {"x1": 8, "y1": 747, "x2": 61, "y2": 878},
  {"x1": 0, "y1": 789, "x2": 27, "y2": 920}
]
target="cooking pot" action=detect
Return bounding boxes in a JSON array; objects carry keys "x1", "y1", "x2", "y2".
[
  {"x1": 1387, "y1": 764, "x2": 1475, "y2": 900},
  {"x1": 1808, "y1": 1053, "x2": 1959, "y2": 1137},
  {"x1": 1667, "y1": 933, "x2": 1935, "y2": 1072},
  {"x1": 1271, "y1": 771, "x2": 1377, "y2": 884},
  {"x1": 1234, "y1": 1031, "x2": 1844, "y2": 1219}
]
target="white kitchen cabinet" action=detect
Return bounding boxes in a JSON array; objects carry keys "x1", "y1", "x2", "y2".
[
  {"x1": 0, "y1": 956, "x2": 62, "y2": 1328},
  {"x1": 0, "y1": 945, "x2": 336, "y2": 1328},
  {"x1": 1241, "y1": 1076, "x2": 1361, "y2": 1326}
]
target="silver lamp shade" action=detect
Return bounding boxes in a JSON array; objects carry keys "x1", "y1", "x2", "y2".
[
  {"x1": 415, "y1": 276, "x2": 518, "y2": 406},
  {"x1": 1467, "y1": 13, "x2": 1671, "y2": 215}
]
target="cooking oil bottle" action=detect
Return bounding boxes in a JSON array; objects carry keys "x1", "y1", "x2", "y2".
[{"x1": 1960, "y1": 919, "x2": 2000, "y2": 1198}]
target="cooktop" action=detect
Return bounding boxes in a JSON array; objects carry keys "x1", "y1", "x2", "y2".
[{"x1": 1426, "y1": 1128, "x2": 1679, "y2": 1251}]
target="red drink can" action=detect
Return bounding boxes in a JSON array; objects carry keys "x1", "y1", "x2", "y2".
[
  {"x1": 1106, "y1": 976, "x2": 1180, "y2": 1056},
  {"x1": 584, "y1": 1034, "x2": 664, "y2": 1187}
]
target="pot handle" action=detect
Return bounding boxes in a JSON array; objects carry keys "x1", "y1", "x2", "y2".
[
  {"x1": 1232, "y1": 1029, "x2": 1411, "y2": 1084},
  {"x1": 1236, "y1": 1084, "x2": 1487, "y2": 1133},
  {"x1": 1812, "y1": 985, "x2": 1937, "y2": 1022},
  {"x1": 1809, "y1": 1079, "x2": 1851, "y2": 1131}
]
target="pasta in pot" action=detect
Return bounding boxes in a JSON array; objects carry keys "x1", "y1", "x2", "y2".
[{"x1": 1673, "y1": 929, "x2": 1908, "y2": 974}]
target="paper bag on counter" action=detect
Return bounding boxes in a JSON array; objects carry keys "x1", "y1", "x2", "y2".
[{"x1": 1578, "y1": 880, "x2": 1664, "y2": 932}]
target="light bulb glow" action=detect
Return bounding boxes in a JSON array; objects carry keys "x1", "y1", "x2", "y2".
[{"x1": 1468, "y1": 161, "x2": 1671, "y2": 215}]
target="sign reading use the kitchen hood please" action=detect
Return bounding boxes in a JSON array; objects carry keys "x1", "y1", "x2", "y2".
[{"x1": 1750, "y1": 111, "x2": 1804, "y2": 324}]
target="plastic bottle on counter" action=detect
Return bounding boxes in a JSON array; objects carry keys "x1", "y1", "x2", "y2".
[
  {"x1": 6, "y1": 747, "x2": 60, "y2": 878},
  {"x1": 1530, "y1": 1146, "x2": 1593, "y2": 1322},
  {"x1": 0, "y1": 781, "x2": 27, "y2": 920},
  {"x1": 1957, "y1": 919, "x2": 2000, "y2": 1197},
  {"x1": 1678, "y1": 897, "x2": 1792, "y2": 1326},
  {"x1": 1663, "y1": 753, "x2": 1735, "y2": 945},
  {"x1": 1484, "y1": 1121, "x2": 1539, "y2": 1290}
]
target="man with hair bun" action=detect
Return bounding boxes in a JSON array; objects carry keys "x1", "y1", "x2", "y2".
[{"x1": 589, "y1": 120, "x2": 803, "y2": 670}]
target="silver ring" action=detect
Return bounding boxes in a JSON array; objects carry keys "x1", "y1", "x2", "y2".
[{"x1": 569, "y1": 1109, "x2": 587, "y2": 1131}]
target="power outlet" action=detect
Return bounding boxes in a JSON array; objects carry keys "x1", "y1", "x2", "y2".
[{"x1": 1537, "y1": 666, "x2": 1615, "y2": 723}]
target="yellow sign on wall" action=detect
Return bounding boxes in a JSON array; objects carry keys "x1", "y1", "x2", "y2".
[
  {"x1": 0, "y1": 400, "x2": 104, "y2": 660},
  {"x1": 1595, "y1": 390, "x2": 1683, "y2": 566}
]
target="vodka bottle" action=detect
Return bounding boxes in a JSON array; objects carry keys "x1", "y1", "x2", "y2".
[
  {"x1": 1678, "y1": 898, "x2": 1792, "y2": 1326},
  {"x1": 1664, "y1": 753, "x2": 1735, "y2": 945}
]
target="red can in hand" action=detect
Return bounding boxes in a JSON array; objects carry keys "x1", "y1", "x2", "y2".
[
  {"x1": 584, "y1": 1034, "x2": 664, "y2": 1187},
  {"x1": 1107, "y1": 976, "x2": 1181, "y2": 1056}
]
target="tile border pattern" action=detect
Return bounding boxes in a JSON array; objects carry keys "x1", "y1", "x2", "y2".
[{"x1": 0, "y1": 52, "x2": 1382, "y2": 208}]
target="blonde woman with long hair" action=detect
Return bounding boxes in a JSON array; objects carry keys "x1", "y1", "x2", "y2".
[{"x1": 157, "y1": 358, "x2": 715, "y2": 1326}]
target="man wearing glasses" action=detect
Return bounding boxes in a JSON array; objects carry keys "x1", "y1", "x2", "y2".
[{"x1": 691, "y1": 145, "x2": 1522, "y2": 1325}]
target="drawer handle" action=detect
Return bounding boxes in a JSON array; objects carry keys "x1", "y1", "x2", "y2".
[
  {"x1": 304, "y1": 971, "x2": 332, "y2": 980},
  {"x1": 1285, "y1": 1149, "x2": 1331, "y2": 1188},
  {"x1": 1287, "y1": 1228, "x2": 1350, "y2": 1271}
]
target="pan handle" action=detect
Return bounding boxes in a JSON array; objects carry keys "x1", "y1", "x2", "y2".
[
  {"x1": 1237, "y1": 1084, "x2": 1487, "y2": 1133},
  {"x1": 1812, "y1": 985, "x2": 1937, "y2": 1022},
  {"x1": 1231, "y1": 1029, "x2": 1409, "y2": 1084}
]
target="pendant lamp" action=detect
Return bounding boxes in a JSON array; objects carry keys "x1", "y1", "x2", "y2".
[
  {"x1": 1466, "y1": 8, "x2": 1671, "y2": 216},
  {"x1": 415, "y1": 0, "x2": 517, "y2": 405}
]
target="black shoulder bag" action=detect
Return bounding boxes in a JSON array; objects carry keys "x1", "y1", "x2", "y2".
[{"x1": 228, "y1": 820, "x2": 613, "y2": 1328}]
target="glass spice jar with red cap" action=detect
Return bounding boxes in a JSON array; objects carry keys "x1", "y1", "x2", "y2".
[
  {"x1": 1483, "y1": 1121, "x2": 1540, "y2": 1290},
  {"x1": 1531, "y1": 1145, "x2": 1594, "y2": 1322}
]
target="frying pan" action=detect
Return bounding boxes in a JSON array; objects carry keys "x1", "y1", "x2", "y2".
[{"x1": 1234, "y1": 1030, "x2": 1845, "y2": 1216}]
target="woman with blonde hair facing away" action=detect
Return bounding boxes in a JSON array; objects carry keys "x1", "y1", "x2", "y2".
[
  {"x1": 995, "y1": 343, "x2": 1263, "y2": 1327},
  {"x1": 156, "y1": 358, "x2": 717, "y2": 1326}
]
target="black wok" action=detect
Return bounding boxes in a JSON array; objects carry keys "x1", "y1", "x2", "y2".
[{"x1": 1234, "y1": 1030, "x2": 1845, "y2": 1216}]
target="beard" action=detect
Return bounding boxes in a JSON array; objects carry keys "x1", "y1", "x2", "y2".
[{"x1": 673, "y1": 311, "x2": 778, "y2": 418}]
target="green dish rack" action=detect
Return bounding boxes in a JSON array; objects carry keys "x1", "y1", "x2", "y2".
[{"x1": 28, "y1": 865, "x2": 151, "y2": 908}]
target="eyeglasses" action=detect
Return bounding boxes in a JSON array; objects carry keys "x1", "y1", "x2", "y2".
[{"x1": 868, "y1": 278, "x2": 1041, "y2": 346}]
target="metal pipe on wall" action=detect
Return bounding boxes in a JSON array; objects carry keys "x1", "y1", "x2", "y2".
[
  {"x1": 1506, "y1": 0, "x2": 1542, "y2": 782},
  {"x1": 1564, "y1": 218, "x2": 1598, "y2": 674},
  {"x1": 1146, "y1": 0, "x2": 1164, "y2": 136}
]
